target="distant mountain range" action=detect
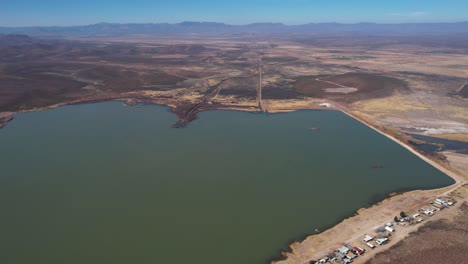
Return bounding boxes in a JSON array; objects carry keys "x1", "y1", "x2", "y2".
[
  {"x1": 0, "y1": 34, "x2": 35, "y2": 47},
  {"x1": 1, "y1": 21, "x2": 468, "y2": 37}
]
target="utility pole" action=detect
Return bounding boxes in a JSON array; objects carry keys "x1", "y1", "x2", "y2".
[{"x1": 257, "y1": 55, "x2": 263, "y2": 112}]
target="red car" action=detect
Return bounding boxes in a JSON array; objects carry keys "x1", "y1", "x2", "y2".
[{"x1": 353, "y1": 246, "x2": 365, "y2": 255}]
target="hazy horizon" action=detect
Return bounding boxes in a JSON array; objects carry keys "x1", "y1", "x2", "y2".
[
  {"x1": 2, "y1": 20, "x2": 468, "y2": 29},
  {"x1": 2, "y1": 0, "x2": 467, "y2": 27}
]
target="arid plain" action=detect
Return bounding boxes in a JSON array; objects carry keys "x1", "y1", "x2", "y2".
[{"x1": 1, "y1": 32, "x2": 467, "y2": 263}]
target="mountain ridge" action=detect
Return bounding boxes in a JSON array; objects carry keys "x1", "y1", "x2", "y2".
[{"x1": 1, "y1": 21, "x2": 468, "y2": 37}]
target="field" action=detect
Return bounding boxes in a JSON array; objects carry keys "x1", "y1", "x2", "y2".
[{"x1": 1, "y1": 34, "x2": 467, "y2": 130}]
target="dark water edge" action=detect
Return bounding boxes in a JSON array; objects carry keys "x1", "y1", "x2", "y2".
[
  {"x1": 410, "y1": 133, "x2": 468, "y2": 154},
  {"x1": 408, "y1": 139, "x2": 441, "y2": 153},
  {"x1": 0, "y1": 102, "x2": 456, "y2": 264},
  {"x1": 0, "y1": 115, "x2": 13, "y2": 129}
]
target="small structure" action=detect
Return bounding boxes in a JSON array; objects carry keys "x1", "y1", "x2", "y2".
[
  {"x1": 435, "y1": 198, "x2": 454, "y2": 206},
  {"x1": 346, "y1": 252, "x2": 357, "y2": 260},
  {"x1": 353, "y1": 246, "x2": 365, "y2": 255},
  {"x1": 376, "y1": 237, "x2": 389, "y2": 245},
  {"x1": 422, "y1": 209, "x2": 434, "y2": 216},
  {"x1": 363, "y1": 234, "x2": 374, "y2": 242},
  {"x1": 336, "y1": 252, "x2": 345, "y2": 260},
  {"x1": 319, "y1": 102, "x2": 332, "y2": 108},
  {"x1": 338, "y1": 245, "x2": 350, "y2": 254},
  {"x1": 432, "y1": 202, "x2": 446, "y2": 210},
  {"x1": 318, "y1": 256, "x2": 329, "y2": 263},
  {"x1": 376, "y1": 227, "x2": 386, "y2": 233},
  {"x1": 366, "y1": 242, "x2": 376, "y2": 249}
]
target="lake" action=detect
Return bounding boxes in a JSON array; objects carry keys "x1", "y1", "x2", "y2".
[{"x1": 0, "y1": 101, "x2": 454, "y2": 264}]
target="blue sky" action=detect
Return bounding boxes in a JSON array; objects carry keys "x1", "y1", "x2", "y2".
[{"x1": 1, "y1": 0, "x2": 467, "y2": 27}]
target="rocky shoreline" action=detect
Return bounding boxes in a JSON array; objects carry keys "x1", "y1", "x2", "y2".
[{"x1": 0, "y1": 114, "x2": 13, "y2": 129}]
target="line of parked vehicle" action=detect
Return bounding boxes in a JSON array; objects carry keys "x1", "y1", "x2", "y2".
[{"x1": 309, "y1": 197, "x2": 456, "y2": 264}]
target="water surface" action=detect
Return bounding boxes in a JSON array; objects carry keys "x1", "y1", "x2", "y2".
[{"x1": 0, "y1": 102, "x2": 453, "y2": 263}]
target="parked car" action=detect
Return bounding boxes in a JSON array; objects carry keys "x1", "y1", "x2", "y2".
[
  {"x1": 353, "y1": 246, "x2": 365, "y2": 255},
  {"x1": 366, "y1": 242, "x2": 376, "y2": 249},
  {"x1": 376, "y1": 238, "x2": 389, "y2": 245}
]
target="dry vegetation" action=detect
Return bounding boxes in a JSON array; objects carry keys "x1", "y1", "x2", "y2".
[
  {"x1": 367, "y1": 190, "x2": 468, "y2": 264},
  {"x1": 1, "y1": 34, "x2": 467, "y2": 130},
  {"x1": 293, "y1": 73, "x2": 408, "y2": 103},
  {"x1": 0, "y1": 32, "x2": 467, "y2": 262}
]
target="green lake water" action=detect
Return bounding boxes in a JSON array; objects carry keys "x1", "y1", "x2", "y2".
[{"x1": 0, "y1": 101, "x2": 454, "y2": 264}]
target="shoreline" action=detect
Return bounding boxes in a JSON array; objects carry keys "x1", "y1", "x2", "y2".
[
  {"x1": 267, "y1": 105, "x2": 466, "y2": 264},
  {"x1": 0, "y1": 94, "x2": 179, "y2": 130},
  {"x1": 0, "y1": 115, "x2": 13, "y2": 129},
  {"x1": 1, "y1": 98, "x2": 466, "y2": 264},
  {"x1": 340, "y1": 109, "x2": 465, "y2": 186},
  {"x1": 2, "y1": 98, "x2": 463, "y2": 188}
]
